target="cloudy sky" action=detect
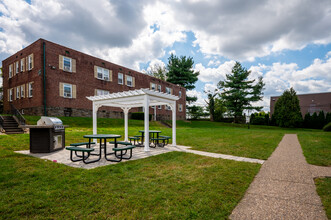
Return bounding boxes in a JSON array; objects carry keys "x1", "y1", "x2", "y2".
[{"x1": 1, "y1": 0, "x2": 331, "y2": 111}]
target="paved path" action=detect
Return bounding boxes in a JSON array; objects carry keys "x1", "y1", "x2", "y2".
[
  {"x1": 173, "y1": 145, "x2": 265, "y2": 164},
  {"x1": 230, "y1": 134, "x2": 328, "y2": 220}
]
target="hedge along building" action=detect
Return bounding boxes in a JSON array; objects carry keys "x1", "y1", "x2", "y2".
[{"x1": 2, "y1": 39, "x2": 186, "y2": 120}]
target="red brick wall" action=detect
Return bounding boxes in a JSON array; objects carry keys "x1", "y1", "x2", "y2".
[
  {"x1": 2, "y1": 40, "x2": 43, "y2": 113},
  {"x1": 270, "y1": 92, "x2": 331, "y2": 117},
  {"x1": 2, "y1": 39, "x2": 186, "y2": 119}
]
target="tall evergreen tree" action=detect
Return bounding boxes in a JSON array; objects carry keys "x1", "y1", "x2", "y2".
[
  {"x1": 166, "y1": 54, "x2": 199, "y2": 104},
  {"x1": 217, "y1": 62, "x2": 265, "y2": 123},
  {"x1": 273, "y1": 88, "x2": 303, "y2": 128}
]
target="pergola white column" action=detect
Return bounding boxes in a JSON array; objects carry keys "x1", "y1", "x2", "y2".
[
  {"x1": 122, "y1": 107, "x2": 131, "y2": 142},
  {"x1": 144, "y1": 95, "x2": 150, "y2": 151},
  {"x1": 170, "y1": 101, "x2": 176, "y2": 146}
]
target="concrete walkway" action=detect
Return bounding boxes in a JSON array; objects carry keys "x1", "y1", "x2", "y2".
[
  {"x1": 173, "y1": 145, "x2": 265, "y2": 164},
  {"x1": 230, "y1": 134, "x2": 328, "y2": 220}
]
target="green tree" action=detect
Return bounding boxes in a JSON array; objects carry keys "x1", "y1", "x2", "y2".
[
  {"x1": 317, "y1": 111, "x2": 326, "y2": 129},
  {"x1": 0, "y1": 67, "x2": 3, "y2": 113},
  {"x1": 147, "y1": 63, "x2": 167, "y2": 81},
  {"x1": 273, "y1": 88, "x2": 303, "y2": 128},
  {"x1": 204, "y1": 89, "x2": 218, "y2": 121},
  {"x1": 303, "y1": 112, "x2": 312, "y2": 128},
  {"x1": 187, "y1": 105, "x2": 205, "y2": 120},
  {"x1": 218, "y1": 62, "x2": 265, "y2": 123},
  {"x1": 326, "y1": 112, "x2": 331, "y2": 124},
  {"x1": 166, "y1": 54, "x2": 199, "y2": 104}
]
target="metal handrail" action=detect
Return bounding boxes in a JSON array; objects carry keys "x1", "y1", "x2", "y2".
[
  {"x1": 0, "y1": 115, "x2": 4, "y2": 127},
  {"x1": 10, "y1": 104, "x2": 26, "y2": 125}
]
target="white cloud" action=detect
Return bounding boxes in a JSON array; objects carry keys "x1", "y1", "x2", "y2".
[
  {"x1": 168, "y1": 50, "x2": 176, "y2": 55},
  {"x1": 196, "y1": 60, "x2": 236, "y2": 83},
  {"x1": 167, "y1": 0, "x2": 331, "y2": 60},
  {"x1": 186, "y1": 90, "x2": 206, "y2": 106}
]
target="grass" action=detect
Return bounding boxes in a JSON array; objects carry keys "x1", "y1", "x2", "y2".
[
  {"x1": 315, "y1": 178, "x2": 331, "y2": 219},
  {"x1": 298, "y1": 132, "x2": 331, "y2": 166},
  {"x1": 0, "y1": 116, "x2": 330, "y2": 218}
]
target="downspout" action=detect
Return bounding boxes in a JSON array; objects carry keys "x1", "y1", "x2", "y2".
[{"x1": 43, "y1": 42, "x2": 47, "y2": 116}]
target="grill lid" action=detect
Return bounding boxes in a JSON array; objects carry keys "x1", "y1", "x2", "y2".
[{"x1": 37, "y1": 116, "x2": 63, "y2": 126}]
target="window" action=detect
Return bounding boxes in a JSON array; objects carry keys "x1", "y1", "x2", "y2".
[
  {"x1": 126, "y1": 75, "x2": 133, "y2": 87},
  {"x1": 158, "y1": 85, "x2": 161, "y2": 92},
  {"x1": 21, "y1": 85, "x2": 25, "y2": 98},
  {"x1": 179, "y1": 91, "x2": 182, "y2": 98},
  {"x1": 20, "y1": 58, "x2": 24, "y2": 72},
  {"x1": 118, "y1": 73, "x2": 123, "y2": 85},
  {"x1": 166, "y1": 87, "x2": 171, "y2": 94},
  {"x1": 63, "y1": 84, "x2": 72, "y2": 98},
  {"x1": 9, "y1": 64, "x2": 13, "y2": 78},
  {"x1": 165, "y1": 105, "x2": 171, "y2": 110},
  {"x1": 28, "y1": 54, "x2": 33, "y2": 70},
  {"x1": 150, "y1": 83, "x2": 156, "y2": 91},
  {"x1": 16, "y1": 87, "x2": 20, "y2": 99},
  {"x1": 28, "y1": 82, "x2": 33, "y2": 97},
  {"x1": 179, "y1": 104, "x2": 183, "y2": 112},
  {"x1": 63, "y1": 57, "x2": 72, "y2": 72},
  {"x1": 158, "y1": 105, "x2": 162, "y2": 109},
  {"x1": 96, "y1": 89, "x2": 110, "y2": 96},
  {"x1": 97, "y1": 67, "x2": 110, "y2": 81},
  {"x1": 9, "y1": 89, "x2": 13, "y2": 102},
  {"x1": 16, "y1": 61, "x2": 19, "y2": 74}
]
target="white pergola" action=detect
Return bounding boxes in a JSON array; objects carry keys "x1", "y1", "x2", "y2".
[{"x1": 86, "y1": 88, "x2": 179, "y2": 151}]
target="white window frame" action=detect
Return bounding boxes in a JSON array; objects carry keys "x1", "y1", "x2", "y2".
[
  {"x1": 16, "y1": 62, "x2": 19, "y2": 74},
  {"x1": 16, "y1": 87, "x2": 20, "y2": 99},
  {"x1": 127, "y1": 75, "x2": 133, "y2": 87},
  {"x1": 9, "y1": 65, "x2": 12, "y2": 78},
  {"x1": 21, "y1": 85, "x2": 25, "y2": 98},
  {"x1": 118, "y1": 73, "x2": 123, "y2": 85},
  {"x1": 63, "y1": 57, "x2": 72, "y2": 72},
  {"x1": 179, "y1": 91, "x2": 182, "y2": 98},
  {"x1": 9, "y1": 89, "x2": 13, "y2": 102},
  {"x1": 158, "y1": 85, "x2": 161, "y2": 92},
  {"x1": 165, "y1": 105, "x2": 171, "y2": 110},
  {"x1": 20, "y1": 59, "x2": 24, "y2": 72},
  {"x1": 166, "y1": 87, "x2": 171, "y2": 94},
  {"x1": 97, "y1": 67, "x2": 110, "y2": 81},
  {"x1": 28, "y1": 55, "x2": 33, "y2": 70},
  {"x1": 151, "y1": 83, "x2": 156, "y2": 91},
  {"x1": 158, "y1": 105, "x2": 162, "y2": 109},
  {"x1": 63, "y1": 83, "x2": 72, "y2": 98},
  {"x1": 28, "y1": 83, "x2": 33, "y2": 97},
  {"x1": 179, "y1": 104, "x2": 183, "y2": 112},
  {"x1": 96, "y1": 89, "x2": 110, "y2": 96}
]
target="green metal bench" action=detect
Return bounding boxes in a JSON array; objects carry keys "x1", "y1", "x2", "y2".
[
  {"x1": 150, "y1": 137, "x2": 167, "y2": 148},
  {"x1": 159, "y1": 136, "x2": 171, "y2": 145},
  {"x1": 129, "y1": 136, "x2": 140, "y2": 145},
  {"x1": 105, "y1": 145, "x2": 136, "y2": 162},
  {"x1": 70, "y1": 142, "x2": 96, "y2": 156},
  {"x1": 109, "y1": 141, "x2": 132, "y2": 146},
  {"x1": 66, "y1": 146, "x2": 95, "y2": 164}
]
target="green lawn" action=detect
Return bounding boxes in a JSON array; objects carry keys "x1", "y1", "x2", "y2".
[
  {"x1": 0, "y1": 116, "x2": 330, "y2": 218},
  {"x1": 315, "y1": 178, "x2": 331, "y2": 219},
  {"x1": 298, "y1": 132, "x2": 331, "y2": 166}
]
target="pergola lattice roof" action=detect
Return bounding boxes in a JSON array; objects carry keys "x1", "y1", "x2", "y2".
[{"x1": 86, "y1": 88, "x2": 179, "y2": 108}]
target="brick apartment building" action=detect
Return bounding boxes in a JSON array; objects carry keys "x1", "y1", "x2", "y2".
[
  {"x1": 2, "y1": 39, "x2": 186, "y2": 120},
  {"x1": 270, "y1": 92, "x2": 331, "y2": 117}
]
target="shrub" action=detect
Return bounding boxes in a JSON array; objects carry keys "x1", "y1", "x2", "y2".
[
  {"x1": 131, "y1": 112, "x2": 152, "y2": 121},
  {"x1": 323, "y1": 122, "x2": 331, "y2": 132}
]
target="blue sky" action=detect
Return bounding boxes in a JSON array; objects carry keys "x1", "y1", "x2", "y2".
[{"x1": 1, "y1": 0, "x2": 331, "y2": 111}]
